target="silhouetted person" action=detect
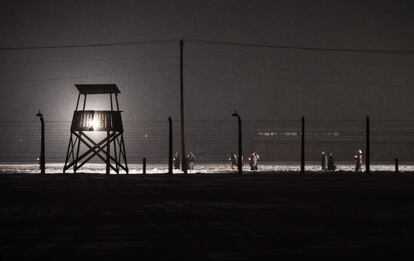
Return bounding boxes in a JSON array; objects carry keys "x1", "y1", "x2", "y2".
[
  {"x1": 173, "y1": 152, "x2": 180, "y2": 170},
  {"x1": 249, "y1": 151, "x2": 260, "y2": 170},
  {"x1": 321, "y1": 151, "x2": 327, "y2": 171},
  {"x1": 327, "y1": 153, "x2": 336, "y2": 171},
  {"x1": 229, "y1": 153, "x2": 238, "y2": 171},
  {"x1": 354, "y1": 149, "x2": 363, "y2": 171},
  {"x1": 186, "y1": 152, "x2": 195, "y2": 170}
]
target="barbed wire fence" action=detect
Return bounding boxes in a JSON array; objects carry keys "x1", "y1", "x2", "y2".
[
  {"x1": 0, "y1": 38, "x2": 413, "y2": 171},
  {"x1": 1, "y1": 119, "x2": 413, "y2": 166}
]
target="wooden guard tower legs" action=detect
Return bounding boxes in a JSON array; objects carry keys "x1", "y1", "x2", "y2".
[{"x1": 63, "y1": 84, "x2": 128, "y2": 174}]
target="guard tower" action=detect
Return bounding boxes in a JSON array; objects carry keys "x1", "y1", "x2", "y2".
[{"x1": 63, "y1": 84, "x2": 128, "y2": 174}]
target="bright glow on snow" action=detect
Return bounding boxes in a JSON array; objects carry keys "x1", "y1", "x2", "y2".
[{"x1": 0, "y1": 163, "x2": 413, "y2": 174}]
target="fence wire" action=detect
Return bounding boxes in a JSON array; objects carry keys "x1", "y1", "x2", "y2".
[{"x1": 1, "y1": 119, "x2": 413, "y2": 166}]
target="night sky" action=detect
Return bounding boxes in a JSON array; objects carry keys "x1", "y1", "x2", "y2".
[
  {"x1": 0, "y1": 0, "x2": 414, "y2": 163},
  {"x1": 0, "y1": 0, "x2": 413, "y2": 122}
]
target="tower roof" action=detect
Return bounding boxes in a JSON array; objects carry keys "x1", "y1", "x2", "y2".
[{"x1": 75, "y1": 84, "x2": 120, "y2": 94}]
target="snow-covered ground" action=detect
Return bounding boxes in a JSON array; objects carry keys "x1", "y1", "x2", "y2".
[{"x1": 0, "y1": 162, "x2": 413, "y2": 174}]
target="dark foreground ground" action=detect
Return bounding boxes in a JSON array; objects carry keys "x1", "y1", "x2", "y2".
[{"x1": 1, "y1": 172, "x2": 414, "y2": 260}]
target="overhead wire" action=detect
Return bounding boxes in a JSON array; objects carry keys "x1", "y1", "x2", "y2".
[
  {"x1": 1, "y1": 37, "x2": 413, "y2": 55},
  {"x1": 187, "y1": 38, "x2": 414, "y2": 55},
  {"x1": 0, "y1": 66, "x2": 177, "y2": 84},
  {"x1": 186, "y1": 55, "x2": 414, "y2": 67},
  {"x1": 0, "y1": 56, "x2": 178, "y2": 65},
  {"x1": 0, "y1": 39, "x2": 178, "y2": 51},
  {"x1": 185, "y1": 67, "x2": 413, "y2": 88}
]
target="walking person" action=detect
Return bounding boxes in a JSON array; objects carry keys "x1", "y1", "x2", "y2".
[
  {"x1": 186, "y1": 152, "x2": 195, "y2": 170},
  {"x1": 173, "y1": 152, "x2": 180, "y2": 170},
  {"x1": 327, "y1": 153, "x2": 336, "y2": 171},
  {"x1": 354, "y1": 149, "x2": 363, "y2": 171},
  {"x1": 321, "y1": 151, "x2": 327, "y2": 171},
  {"x1": 229, "y1": 153, "x2": 238, "y2": 171},
  {"x1": 248, "y1": 151, "x2": 260, "y2": 171}
]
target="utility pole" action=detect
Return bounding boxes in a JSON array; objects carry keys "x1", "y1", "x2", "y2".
[
  {"x1": 232, "y1": 111, "x2": 242, "y2": 175},
  {"x1": 301, "y1": 116, "x2": 305, "y2": 174},
  {"x1": 168, "y1": 116, "x2": 173, "y2": 174},
  {"x1": 180, "y1": 38, "x2": 187, "y2": 174},
  {"x1": 366, "y1": 116, "x2": 370, "y2": 174},
  {"x1": 143, "y1": 157, "x2": 146, "y2": 175},
  {"x1": 36, "y1": 110, "x2": 45, "y2": 175},
  {"x1": 395, "y1": 158, "x2": 399, "y2": 173}
]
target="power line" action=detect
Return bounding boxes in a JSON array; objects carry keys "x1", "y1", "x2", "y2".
[
  {"x1": 186, "y1": 55, "x2": 414, "y2": 67},
  {"x1": 185, "y1": 67, "x2": 413, "y2": 88},
  {"x1": 2, "y1": 38, "x2": 413, "y2": 55},
  {"x1": 0, "y1": 67, "x2": 177, "y2": 84},
  {"x1": 0, "y1": 56, "x2": 178, "y2": 65},
  {"x1": 0, "y1": 39, "x2": 178, "y2": 51},
  {"x1": 187, "y1": 38, "x2": 414, "y2": 55}
]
